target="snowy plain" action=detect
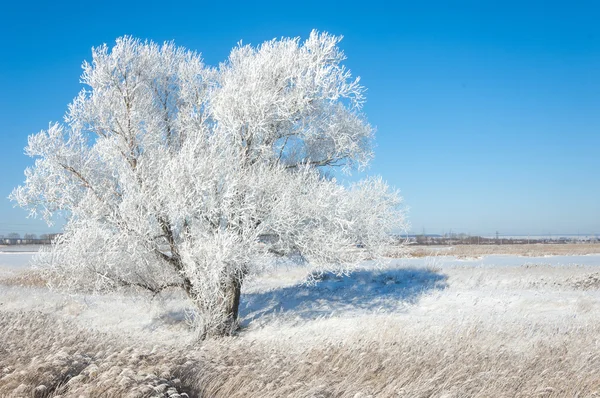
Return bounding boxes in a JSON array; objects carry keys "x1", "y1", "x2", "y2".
[
  {"x1": 2, "y1": 248, "x2": 600, "y2": 343},
  {"x1": 2, "y1": 246, "x2": 600, "y2": 396}
]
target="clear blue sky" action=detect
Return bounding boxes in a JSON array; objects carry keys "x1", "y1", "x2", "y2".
[{"x1": 1, "y1": 0, "x2": 598, "y2": 237}]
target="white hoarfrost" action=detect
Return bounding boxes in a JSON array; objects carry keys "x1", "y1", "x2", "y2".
[{"x1": 10, "y1": 32, "x2": 406, "y2": 337}]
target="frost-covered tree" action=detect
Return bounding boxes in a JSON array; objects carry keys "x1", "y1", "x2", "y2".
[{"x1": 11, "y1": 32, "x2": 406, "y2": 337}]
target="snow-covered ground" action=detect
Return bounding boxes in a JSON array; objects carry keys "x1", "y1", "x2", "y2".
[
  {"x1": 1, "y1": 251, "x2": 600, "y2": 343},
  {"x1": 2, "y1": 250, "x2": 600, "y2": 396},
  {"x1": 0, "y1": 245, "x2": 43, "y2": 252},
  {"x1": 483, "y1": 234, "x2": 599, "y2": 241},
  {"x1": 0, "y1": 248, "x2": 39, "y2": 279}
]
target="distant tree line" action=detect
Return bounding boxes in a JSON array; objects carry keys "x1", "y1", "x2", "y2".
[
  {"x1": 0, "y1": 233, "x2": 61, "y2": 245},
  {"x1": 401, "y1": 234, "x2": 599, "y2": 246}
]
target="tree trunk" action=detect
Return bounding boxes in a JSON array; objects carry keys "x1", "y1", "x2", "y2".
[
  {"x1": 174, "y1": 259, "x2": 244, "y2": 338},
  {"x1": 193, "y1": 274, "x2": 243, "y2": 339},
  {"x1": 222, "y1": 277, "x2": 242, "y2": 334}
]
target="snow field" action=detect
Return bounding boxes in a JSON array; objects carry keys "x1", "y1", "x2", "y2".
[{"x1": 1, "y1": 252, "x2": 600, "y2": 396}]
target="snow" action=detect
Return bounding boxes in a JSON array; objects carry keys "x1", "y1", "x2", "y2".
[
  {"x1": 483, "y1": 234, "x2": 598, "y2": 241},
  {"x1": 241, "y1": 266, "x2": 447, "y2": 325},
  {"x1": 0, "y1": 253, "x2": 34, "y2": 268},
  {"x1": 396, "y1": 254, "x2": 600, "y2": 268},
  {"x1": 1, "y1": 252, "x2": 600, "y2": 346},
  {"x1": 0, "y1": 250, "x2": 35, "y2": 278},
  {"x1": 0, "y1": 244, "x2": 43, "y2": 253}
]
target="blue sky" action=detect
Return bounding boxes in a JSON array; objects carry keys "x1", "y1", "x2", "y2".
[{"x1": 1, "y1": 0, "x2": 598, "y2": 237}]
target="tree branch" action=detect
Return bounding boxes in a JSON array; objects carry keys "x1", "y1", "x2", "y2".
[{"x1": 285, "y1": 157, "x2": 343, "y2": 169}]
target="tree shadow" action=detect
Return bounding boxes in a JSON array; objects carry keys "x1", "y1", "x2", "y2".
[{"x1": 240, "y1": 267, "x2": 448, "y2": 325}]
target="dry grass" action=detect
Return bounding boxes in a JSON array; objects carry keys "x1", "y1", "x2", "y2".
[
  {"x1": 407, "y1": 243, "x2": 600, "y2": 258},
  {"x1": 0, "y1": 270, "x2": 49, "y2": 288},
  {"x1": 2, "y1": 310, "x2": 600, "y2": 397},
  {"x1": 0, "y1": 311, "x2": 195, "y2": 398},
  {"x1": 192, "y1": 322, "x2": 600, "y2": 398}
]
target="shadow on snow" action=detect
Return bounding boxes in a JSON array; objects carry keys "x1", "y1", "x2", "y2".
[{"x1": 240, "y1": 267, "x2": 448, "y2": 325}]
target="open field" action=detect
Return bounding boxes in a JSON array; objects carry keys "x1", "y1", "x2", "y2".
[
  {"x1": 407, "y1": 243, "x2": 600, "y2": 258},
  {"x1": 2, "y1": 247, "x2": 600, "y2": 397}
]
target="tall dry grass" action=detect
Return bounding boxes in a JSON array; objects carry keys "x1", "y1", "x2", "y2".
[
  {"x1": 0, "y1": 311, "x2": 195, "y2": 398},
  {"x1": 0, "y1": 270, "x2": 49, "y2": 288},
  {"x1": 2, "y1": 310, "x2": 600, "y2": 397}
]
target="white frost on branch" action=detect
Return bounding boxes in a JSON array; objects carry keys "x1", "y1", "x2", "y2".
[{"x1": 10, "y1": 31, "x2": 408, "y2": 337}]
